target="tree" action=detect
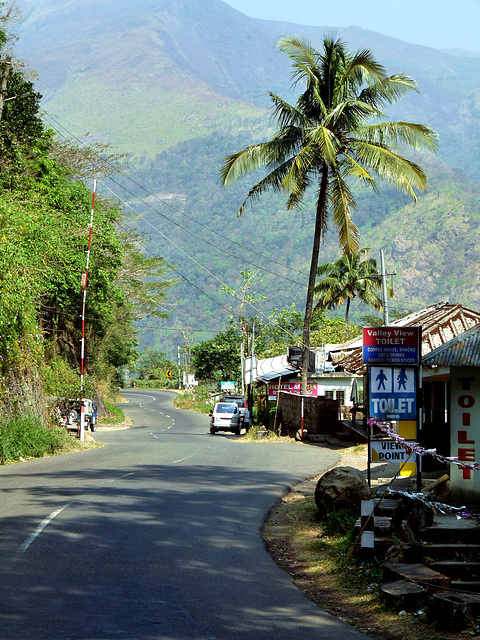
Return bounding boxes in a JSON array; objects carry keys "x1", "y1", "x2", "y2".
[
  {"x1": 136, "y1": 349, "x2": 175, "y2": 380},
  {"x1": 314, "y1": 248, "x2": 392, "y2": 322},
  {"x1": 220, "y1": 35, "x2": 437, "y2": 393},
  {"x1": 191, "y1": 328, "x2": 241, "y2": 384}
]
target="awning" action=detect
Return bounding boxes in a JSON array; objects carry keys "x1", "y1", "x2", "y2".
[{"x1": 256, "y1": 368, "x2": 300, "y2": 383}]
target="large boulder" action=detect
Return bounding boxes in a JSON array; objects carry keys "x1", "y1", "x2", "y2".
[{"x1": 315, "y1": 466, "x2": 371, "y2": 516}]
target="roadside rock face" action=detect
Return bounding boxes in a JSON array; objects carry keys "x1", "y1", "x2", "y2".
[{"x1": 315, "y1": 466, "x2": 371, "y2": 516}]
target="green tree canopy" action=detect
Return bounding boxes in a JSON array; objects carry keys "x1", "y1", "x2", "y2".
[
  {"x1": 314, "y1": 248, "x2": 392, "y2": 322},
  {"x1": 191, "y1": 327, "x2": 241, "y2": 384}
]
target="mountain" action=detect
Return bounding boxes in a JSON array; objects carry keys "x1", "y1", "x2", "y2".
[{"x1": 13, "y1": 0, "x2": 480, "y2": 352}]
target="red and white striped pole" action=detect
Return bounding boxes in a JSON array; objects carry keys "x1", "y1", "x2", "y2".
[{"x1": 79, "y1": 179, "x2": 97, "y2": 441}]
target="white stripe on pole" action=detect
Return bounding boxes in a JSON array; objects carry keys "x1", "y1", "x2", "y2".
[{"x1": 79, "y1": 179, "x2": 97, "y2": 442}]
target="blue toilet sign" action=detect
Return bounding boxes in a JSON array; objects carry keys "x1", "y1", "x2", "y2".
[{"x1": 369, "y1": 366, "x2": 417, "y2": 420}]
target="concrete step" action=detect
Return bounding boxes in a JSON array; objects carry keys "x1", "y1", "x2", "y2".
[
  {"x1": 422, "y1": 543, "x2": 480, "y2": 562},
  {"x1": 427, "y1": 592, "x2": 480, "y2": 631},
  {"x1": 428, "y1": 561, "x2": 480, "y2": 580},
  {"x1": 421, "y1": 517, "x2": 480, "y2": 545},
  {"x1": 450, "y1": 580, "x2": 480, "y2": 593},
  {"x1": 381, "y1": 579, "x2": 427, "y2": 611},
  {"x1": 383, "y1": 562, "x2": 451, "y2": 593}
]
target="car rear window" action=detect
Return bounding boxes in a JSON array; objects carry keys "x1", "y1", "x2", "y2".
[{"x1": 216, "y1": 404, "x2": 237, "y2": 413}]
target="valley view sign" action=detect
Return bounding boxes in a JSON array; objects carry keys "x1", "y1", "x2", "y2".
[
  {"x1": 363, "y1": 326, "x2": 421, "y2": 423},
  {"x1": 363, "y1": 326, "x2": 421, "y2": 366}
]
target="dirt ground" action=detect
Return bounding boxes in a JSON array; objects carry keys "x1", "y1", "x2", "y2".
[{"x1": 262, "y1": 444, "x2": 480, "y2": 640}]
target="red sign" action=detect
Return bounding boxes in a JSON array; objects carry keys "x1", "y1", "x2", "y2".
[{"x1": 363, "y1": 326, "x2": 421, "y2": 365}]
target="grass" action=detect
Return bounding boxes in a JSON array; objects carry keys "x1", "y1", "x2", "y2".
[
  {"x1": 0, "y1": 416, "x2": 70, "y2": 464},
  {"x1": 101, "y1": 399, "x2": 126, "y2": 425}
]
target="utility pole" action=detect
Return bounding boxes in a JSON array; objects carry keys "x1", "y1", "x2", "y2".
[
  {"x1": 177, "y1": 345, "x2": 181, "y2": 389},
  {"x1": 380, "y1": 250, "x2": 389, "y2": 326},
  {"x1": 365, "y1": 251, "x2": 396, "y2": 326}
]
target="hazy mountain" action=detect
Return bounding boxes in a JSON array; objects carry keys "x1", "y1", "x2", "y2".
[
  {"x1": 13, "y1": 0, "x2": 480, "y2": 351},
  {"x1": 17, "y1": 0, "x2": 480, "y2": 174}
]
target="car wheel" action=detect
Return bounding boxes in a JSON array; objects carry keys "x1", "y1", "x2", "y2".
[
  {"x1": 233, "y1": 425, "x2": 241, "y2": 436},
  {"x1": 210, "y1": 426, "x2": 216, "y2": 434}
]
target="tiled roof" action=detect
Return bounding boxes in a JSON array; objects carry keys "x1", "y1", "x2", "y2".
[{"x1": 329, "y1": 302, "x2": 480, "y2": 374}]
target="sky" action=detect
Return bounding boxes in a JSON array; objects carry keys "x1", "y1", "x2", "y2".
[{"x1": 224, "y1": 0, "x2": 480, "y2": 54}]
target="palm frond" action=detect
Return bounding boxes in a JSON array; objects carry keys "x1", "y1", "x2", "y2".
[
  {"x1": 329, "y1": 168, "x2": 359, "y2": 253},
  {"x1": 356, "y1": 121, "x2": 439, "y2": 152},
  {"x1": 359, "y1": 74, "x2": 419, "y2": 108},
  {"x1": 351, "y1": 139, "x2": 433, "y2": 196}
]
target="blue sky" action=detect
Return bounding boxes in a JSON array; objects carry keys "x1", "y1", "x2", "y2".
[{"x1": 224, "y1": 0, "x2": 480, "y2": 53}]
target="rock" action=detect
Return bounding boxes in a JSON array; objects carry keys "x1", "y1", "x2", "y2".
[
  {"x1": 384, "y1": 542, "x2": 423, "y2": 564},
  {"x1": 314, "y1": 466, "x2": 371, "y2": 516}
]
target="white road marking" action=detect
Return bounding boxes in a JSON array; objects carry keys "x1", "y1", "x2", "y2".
[
  {"x1": 15, "y1": 503, "x2": 72, "y2": 560},
  {"x1": 15, "y1": 472, "x2": 136, "y2": 560}
]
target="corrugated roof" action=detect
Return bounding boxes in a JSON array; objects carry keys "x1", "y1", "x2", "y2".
[
  {"x1": 257, "y1": 368, "x2": 300, "y2": 383},
  {"x1": 423, "y1": 323, "x2": 480, "y2": 367},
  {"x1": 330, "y1": 302, "x2": 480, "y2": 374},
  {"x1": 255, "y1": 354, "x2": 299, "y2": 382}
]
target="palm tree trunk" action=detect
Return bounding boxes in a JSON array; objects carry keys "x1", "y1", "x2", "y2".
[
  {"x1": 301, "y1": 167, "x2": 329, "y2": 395},
  {"x1": 345, "y1": 298, "x2": 351, "y2": 323}
]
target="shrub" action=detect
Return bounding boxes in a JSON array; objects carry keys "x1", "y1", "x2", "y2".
[{"x1": 0, "y1": 416, "x2": 69, "y2": 464}]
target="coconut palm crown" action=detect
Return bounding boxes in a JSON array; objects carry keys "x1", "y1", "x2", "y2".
[
  {"x1": 314, "y1": 248, "x2": 393, "y2": 323},
  {"x1": 220, "y1": 35, "x2": 438, "y2": 393}
]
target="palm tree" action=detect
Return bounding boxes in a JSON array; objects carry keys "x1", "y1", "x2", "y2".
[
  {"x1": 220, "y1": 35, "x2": 438, "y2": 394},
  {"x1": 313, "y1": 248, "x2": 392, "y2": 323}
]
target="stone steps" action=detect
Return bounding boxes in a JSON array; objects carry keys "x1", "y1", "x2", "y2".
[
  {"x1": 423, "y1": 543, "x2": 480, "y2": 562},
  {"x1": 383, "y1": 562, "x2": 451, "y2": 593},
  {"x1": 428, "y1": 561, "x2": 480, "y2": 581}
]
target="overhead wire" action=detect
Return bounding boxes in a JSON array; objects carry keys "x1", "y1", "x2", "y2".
[
  {"x1": 112, "y1": 192, "x2": 305, "y2": 345},
  {"x1": 37, "y1": 109, "x2": 329, "y2": 348},
  {"x1": 40, "y1": 108, "x2": 310, "y2": 280}
]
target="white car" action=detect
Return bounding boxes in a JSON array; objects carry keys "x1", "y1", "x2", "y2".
[{"x1": 210, "y1": 402, "x2": 241, "y2": 435}]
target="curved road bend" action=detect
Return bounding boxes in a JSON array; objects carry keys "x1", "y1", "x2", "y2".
[{"x1": 0, "y1": 389, "x2": 371, "y2": 640}]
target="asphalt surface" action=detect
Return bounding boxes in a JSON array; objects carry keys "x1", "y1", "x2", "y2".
[{"x1": 0, "y1": 389, "x2": 371, "y2": 639}]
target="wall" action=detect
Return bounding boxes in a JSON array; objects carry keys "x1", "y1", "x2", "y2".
[
  {"x1": 0, "y1": 367, "x2": 48, "y2": 425},
  {"x1": 276, "y1": 391, "x2": 339, "y2": 437}
]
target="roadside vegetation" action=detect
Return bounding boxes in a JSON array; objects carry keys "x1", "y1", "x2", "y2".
[
  {"x1": 0, "y1": 416, "x2": 72, "y2": 464},
  {"x1": 0, "y1": 3, "x2": 174, "y2": 447}
]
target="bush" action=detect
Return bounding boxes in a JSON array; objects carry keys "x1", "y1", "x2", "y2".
[
  {"x1": 173, "y1": 387, "x2": 215, "y2": 414},
  {"x1": 101, "y1": 400, "x2": 125, "y2": 424},
  {"x1": 0, "y1": 416, "x2": 69, "y2": 464}
]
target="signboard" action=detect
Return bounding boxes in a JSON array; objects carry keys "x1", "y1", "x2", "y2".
[
  {"x1": 244, "y1": 355, "x2": 258, "y2": 386},
  {"x1": 221, "y1": 381, "x2": 236, "y2": 391},
  {"x1": 369, "y1": 366, "x2": 417, "y2": 420},
  {"x1": 363, "y1": 326, "x2": 420, "y2": 365},
  {"x1": 268, "y1": 382, "x2": 317, "y2": 401},
  {"x1": 370, "y1": 439, "x2": 415, "y2": 463},
  {"x1": 450, "y1": 367, "x2": 480, "y2": 493}
]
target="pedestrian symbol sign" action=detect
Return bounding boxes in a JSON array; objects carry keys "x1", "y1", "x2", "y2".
[{"x1": 369, "y1": 366, "x2": 417, "y2": 420}]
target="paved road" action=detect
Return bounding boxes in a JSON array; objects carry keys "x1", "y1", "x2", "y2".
[{"x1": 0, "y1": 390, "x2": 370, "y2": 639}]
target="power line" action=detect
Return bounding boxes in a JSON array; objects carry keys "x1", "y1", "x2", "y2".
[{"x1": 40, "y1": 109, "x2": 310, "y2": 280}]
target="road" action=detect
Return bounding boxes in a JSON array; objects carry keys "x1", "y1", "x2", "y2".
[{"x1": 0, "y1": 389, "x2": 370, "y2": 639}]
